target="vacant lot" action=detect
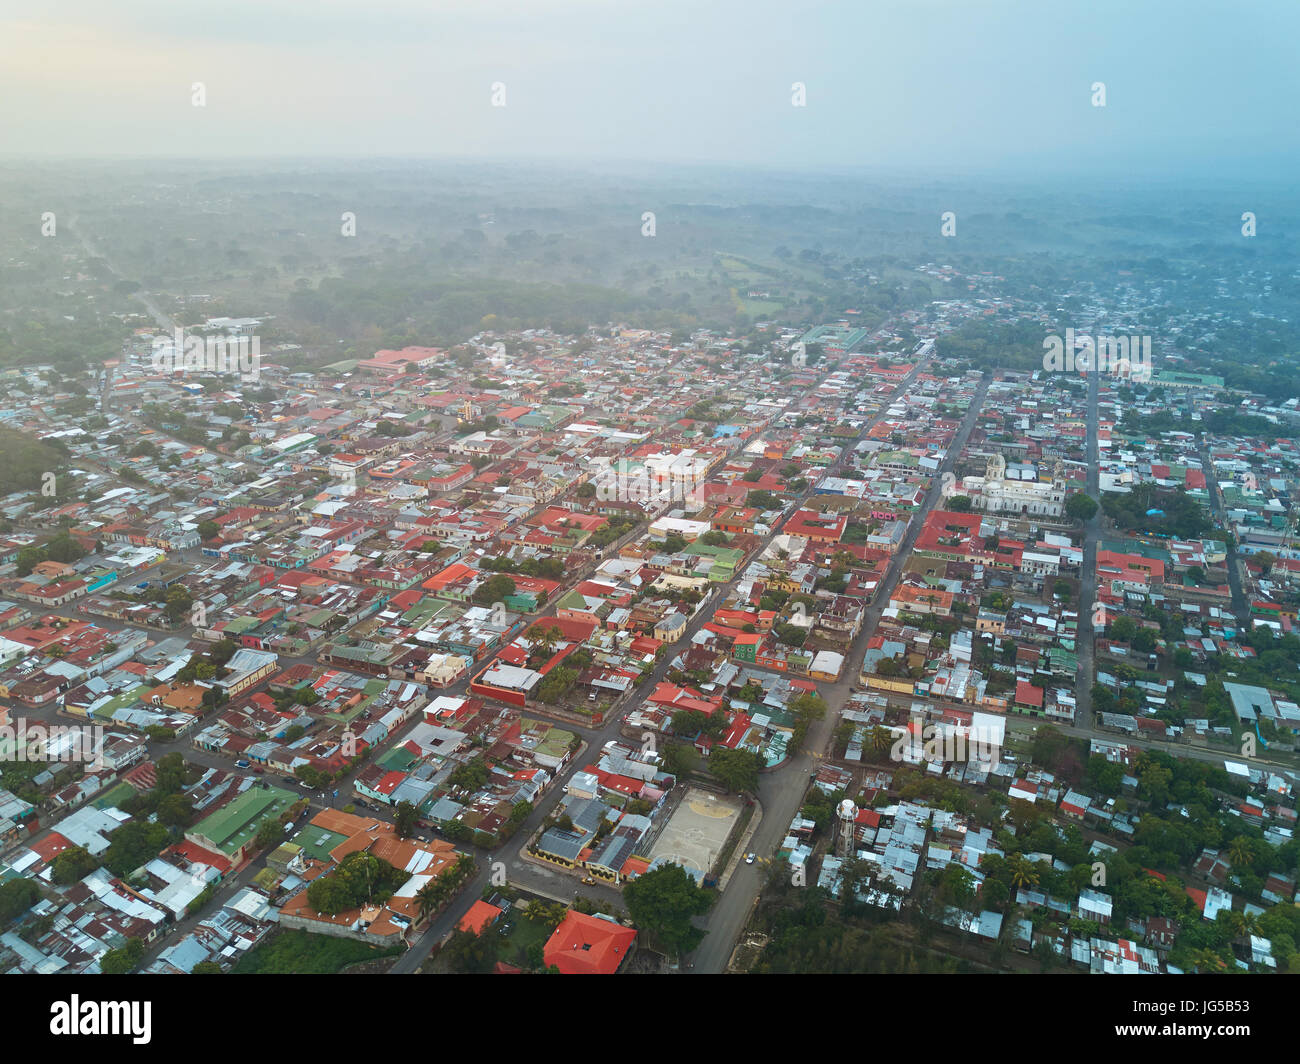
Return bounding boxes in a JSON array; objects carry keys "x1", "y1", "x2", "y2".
[{"x1": 233, "y1": 929, "x2": 402, "y2": 974}]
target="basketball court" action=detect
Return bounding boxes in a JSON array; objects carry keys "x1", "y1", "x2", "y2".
[{"x1": 648, "y1": 788, "x2": 742, "y2": 877}]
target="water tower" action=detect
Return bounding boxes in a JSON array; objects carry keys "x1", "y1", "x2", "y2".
[{"x1": 836, "y1": 798, "x2": 858, "y2": 859}]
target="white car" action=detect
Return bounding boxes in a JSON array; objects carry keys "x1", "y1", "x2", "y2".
[{"x1": 744, "y1": 852, "x2": 756, "y2": 865}]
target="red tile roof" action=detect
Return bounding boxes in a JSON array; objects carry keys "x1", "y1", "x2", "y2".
[
  {"x1": 457, "y1": 900, "x2": 504, "y2": 935},
  {"x1": 544, "y1": 911, "x2": 637, "y2": 974}
]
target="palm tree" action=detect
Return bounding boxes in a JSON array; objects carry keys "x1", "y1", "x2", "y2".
[
  {"x1": 1227, "y1": 835, "x2": 1253, "y2": 869},
  {"x1": 870, "y1": 726, "x2": 894, "y2": 755},
  {"x1": 1215, "y1": 908, "x2": 1247, "y2": 941},
  {"x1": 1008, "y1": 854, "x2": 1040, "y2": 891},
  {"x1": 452, "y1": 854, "x2": 475, "y2": 882},
  {"x1": 533, "y1": 625, "x2": 561, "y2": 657},
  {"x1": 415, "y1": 882, "x2": 442, "y2": 925}
]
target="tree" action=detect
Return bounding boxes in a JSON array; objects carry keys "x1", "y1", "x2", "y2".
[
  {"x1": 307, "y1": 851, "x2": 405, "y2": 915},
  {"x1": 1227, "y1": 835, "x2": 1254, "y2": 869},
  {"x1": 440, "y1": 819, "x2": 473, "y2": 843},
  {"x1": 197, "y1": 519, "x2": 220, "y2": 541},
  {"x1": 523, "y1": 901, "x2": 568, "y2": 932},
  {"x1": 447, "y1": 758, "x2": 490, "y2": 792},
  {"x1": 531, "y1": 624, "x2": 562, "y2": 658},
  {"x1": 623, "y1": 862, "x2": 711, "y2": 958},
  {"x1": 869, "y1": 725, "x2": 894, "y2": 757},
  {"x1": 1110, "y1": 616, "x2": 1138, "y2": 643},
  {"x1": 1132, "y1": 628, "x2": 1157, "y2": 652},
  {"x1": 103, "y1": 821, "x2": 170, "y2": 877},
  {"x1": 415, "y1": 881, "x2": 445, "y2": 925},
  {"x1": 254, "y1": 819, "x2": 285, "y2": 851},
  {"x1": 1065, "y1": 493, "x2": 1099, "y2": 521},
  {"x1": 1007, "y1": 854, "x2": 1040, "y2": 891},
  {"x1": 947, "y1": 495, "x2": 973, "y2": 513},
  {"x1": 0, "y1": 878, "x2": 40, "y2": 928},
  {"x1": 1137, "y1": 760, "x2": 1172, "y2": 807},
  {"x1": 442, "y1": 927, "x2": 500, "y2": 973},
  {"x1": 50, "y1": 844, "x2": 100, "y2": 884},
  {"x1": 939, "y1": 863, "x2": 977, "y2": 910},
  {"x1": 476, "y1": 572, "x2": 519, "y2": 607},
  {"x1": 156, "y1": 792, "x2": 194, "y2": 828},
  {"x1": 537, "y1": 665, "x2": 578, "y2": 704},
  {"x1": 709, "y1": 748, "x2": 762, "y2": 793},
  {"x1": 659, "y1": 742, "x2": 694, "y2": 779},
  {"x1": 790, "y1": 691, "x2": 828, "y2": 721},
  {"x1": 1086, "y1": 754, "x2": 1124, "y2": 795},
  {"x1": 1030, "y1": 724, "x2": 1067, "y2": 769},
  {"x1": 394, "y1": 801, "x2": 419, "y2": 839},
  {"x1": 99, "y1": 937, "x2": 146, "y2": 975},
  {"x1": 15, "y1": 547, "x2": 42, "y2": 577}
]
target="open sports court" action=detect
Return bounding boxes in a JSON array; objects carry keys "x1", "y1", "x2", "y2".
[{"x1": 647, "y1": 788, "x2": 742, "y2": 878}]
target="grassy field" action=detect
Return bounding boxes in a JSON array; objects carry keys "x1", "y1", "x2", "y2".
[
  {"x1": 92, "y1": 781, "x2": 137, "y2": 810},
  {"x1": 498, "y1": 912, "x2": 551, "y2": 968},
  {"x1": 232, "y1": 929, "x2": 403, "y2": 974}
]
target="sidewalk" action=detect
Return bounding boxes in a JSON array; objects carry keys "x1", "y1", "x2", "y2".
[{"x1": 716, "y1": 797, "x2": 763, "y2": 892}]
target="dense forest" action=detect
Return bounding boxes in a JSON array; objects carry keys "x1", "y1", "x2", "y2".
[{"x1": 4, "y1": 162, "x2": 1299, "y2": 391}]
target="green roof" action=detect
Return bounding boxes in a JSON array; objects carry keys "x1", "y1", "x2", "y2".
[
  {"x1": 525, "y1": 720, "x2": 576, "y2": 762},
  {"x1": 1050, "y1": 647, "x2": 1078, "y2": 671},
  {"x1": 378, "y1": 744, "x2": 418, "y2": 771},
  {"x1": 683, "y1": 542, "x2": 743, "y2": 565},
  {"x1": 190, "y1": 785, "x2": 297, "y2": 857},
  {"x1": 291, "y1": 826, "x2": 350, "y2": 863},
  {"x1": 1152, "y1": 369, "x2": 1224, "y2": 388}
]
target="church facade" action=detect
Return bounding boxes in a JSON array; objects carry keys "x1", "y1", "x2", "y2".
[{"x1": 952, "y1": 453, "x2": 1067, "y2": 518}]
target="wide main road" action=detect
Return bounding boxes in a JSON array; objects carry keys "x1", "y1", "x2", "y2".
[
  {"x1": 1197, "y1": 437, "x2": 1250, "y2": 625},
  {"x1": 686, "y1": 371, "x2": 991, "y2": 974},
  {"x1": 1075, "y1": 365, "x2": 1103, "y2": 732}
]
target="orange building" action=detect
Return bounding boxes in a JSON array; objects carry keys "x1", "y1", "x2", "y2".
[{"x1": 543, "y1": 910, "x2": 637, "y2": 974}]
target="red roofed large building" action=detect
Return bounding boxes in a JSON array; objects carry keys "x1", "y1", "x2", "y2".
[
  {"x1": 358, "y1": 346, "x2": 443, "y2": 374},
  {"x1": 1096, "y1": 550, "x2": 1165, "y2": 588},
  {"x1": 913, "y1": 510, "x2": 995, "y2": 566},
  {"x1": 782, "y1": 510, "x2": 848, "y2": 544},
  {"x1": 543, "y1": 910, "x2": 637, "y2": 974}
]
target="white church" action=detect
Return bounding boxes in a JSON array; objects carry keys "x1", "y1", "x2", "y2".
[{"x1": 951, "y1": 453, "x2": 1067, "y2": 518}]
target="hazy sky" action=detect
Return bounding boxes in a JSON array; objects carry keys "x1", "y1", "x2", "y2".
[{"x1": 2, "y1": 0, "x2": 1297, "y2": 178}]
